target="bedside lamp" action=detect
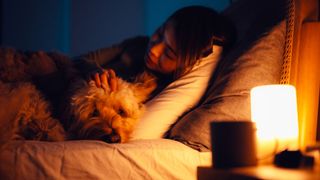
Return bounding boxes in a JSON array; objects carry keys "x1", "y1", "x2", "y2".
[{"x1": 250, "y1": 85, "x2": 299, "y2": 165}]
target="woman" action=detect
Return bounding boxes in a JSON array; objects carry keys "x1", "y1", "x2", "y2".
[{"x1": 75, "y1": 5, "x2": 235, "y2": 98}]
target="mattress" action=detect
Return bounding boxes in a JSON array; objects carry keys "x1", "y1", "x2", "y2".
[{"x1": 0, "y1": 139, "x2": 211, "y2": 180}]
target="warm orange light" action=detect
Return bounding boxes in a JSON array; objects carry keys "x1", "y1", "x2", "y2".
[{"x1": 251, "y1": 85, "x2": 299, "y2": 154}]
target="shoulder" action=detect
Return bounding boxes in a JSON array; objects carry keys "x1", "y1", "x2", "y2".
[{"x1": 119, "y1": 36, "x2": 149, "y2": 58}]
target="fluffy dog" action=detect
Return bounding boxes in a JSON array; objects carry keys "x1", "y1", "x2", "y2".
[
  {"x1": 0, "y1": 81, "x2": 66, "y2": 143},
  {"x1": 0, "y1": 48, "x2": 70, "y2": 143},
  {"x1": 64, "y1": 72, "x2": 156, "y2": 143},
  {"x1": 0, "y1": 48, "x2": 156, "y2": 143}
]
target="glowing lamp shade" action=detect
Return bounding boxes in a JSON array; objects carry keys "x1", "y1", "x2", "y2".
[{"x1": 251, "y1": 85, "x2": 299, "y2": 150}]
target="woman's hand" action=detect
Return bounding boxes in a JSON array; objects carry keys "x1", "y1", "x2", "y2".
[{"x1": 91, "y1": 69, "x2": 118, "y2": 92}]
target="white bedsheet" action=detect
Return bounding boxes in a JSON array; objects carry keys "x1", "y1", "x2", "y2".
[{"x1": 0, "y1": 139, "x2": 211, "y2": 180}]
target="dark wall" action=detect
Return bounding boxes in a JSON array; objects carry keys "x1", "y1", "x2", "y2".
[
  {"x1": 0, "y1": 0, "x2": 229, "y2": 56},
  {"x1": 0, "y1": 0, "x2": 2, "y2": 44},
  {"x1": 145, "y1": 0, "x2": 229, "y2": 35},
  {"x1": 1, "y1": 0, "x2": 70, "y2": 53},
  {"x1": 71, "y1": 0, "x2": 145, "y2": 56}
]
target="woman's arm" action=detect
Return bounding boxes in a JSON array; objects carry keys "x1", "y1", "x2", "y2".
[
  {"x1": 73, "y1": 36, "x2": 149, "y2": 80},
  {"x1": 73, "y1": 45, "x2": 122, "y2": 79}
]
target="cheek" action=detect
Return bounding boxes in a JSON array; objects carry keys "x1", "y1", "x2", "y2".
[{"x1": 159, "y1": 58, "x2": 177, "y2": 74}]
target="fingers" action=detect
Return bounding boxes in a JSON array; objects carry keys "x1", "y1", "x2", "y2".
[
  {"x1": 100, "y1": 70, "x2": 109, "y2": 91},
  {"x1": 94, "y1": 72, "x2": 102, "y2": 88},
  {"x1": 108, "y1": 69, "x2": 118, "y2": 92},
  {"x1": 90, "y1": 69, "x2": 117, "y2": 92}
]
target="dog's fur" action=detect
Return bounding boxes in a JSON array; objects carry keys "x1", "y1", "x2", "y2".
[
  {"x1": 0, "y1": 48, "x2": 156, "y2": 143},
  {"x1": 64, "y1": 72, "x2": 156, "y2": 143},
  {"x1": 0, "y1": 81, "x2": 66, "y2": 143}
]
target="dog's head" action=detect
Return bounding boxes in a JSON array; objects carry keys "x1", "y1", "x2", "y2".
[{"x1": 68, "y1": 72, "x2": 156, "y2": 143}]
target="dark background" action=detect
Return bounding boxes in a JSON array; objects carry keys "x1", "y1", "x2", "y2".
[{"x1": 0, "y1": 0, "x2": 229, "y2": 56}]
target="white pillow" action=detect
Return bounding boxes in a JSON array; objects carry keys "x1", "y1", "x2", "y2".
[{"x1": 131, "y1": 45, "x2": 223, "y2": 140}]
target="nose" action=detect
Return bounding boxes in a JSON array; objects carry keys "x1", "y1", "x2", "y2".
[
  {"x1": 102, "y1": 132, "x2": 121, "y2": 143},
  {"x1": 150, "y1": 41, "x2": 165, "y2": 58},
  {"x1": 110, "y1": 134, "x2": 121, "y2": 143}
]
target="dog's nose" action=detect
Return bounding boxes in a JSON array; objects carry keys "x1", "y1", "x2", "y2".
[
  {"x1": 110, "y1": 134, "x2": 121, "y2": 143},
  {"x1": 102, "y1": 133, "x2": 121, "y2": 143}
]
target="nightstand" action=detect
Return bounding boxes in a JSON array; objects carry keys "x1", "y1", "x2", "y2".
[{"x1": 197, "y1": 164, "x2": 320, "y2": 180}]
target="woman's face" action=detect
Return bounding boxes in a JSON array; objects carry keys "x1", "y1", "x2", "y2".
[{"x1": 145, "y1": 22, "x2": 178, "y2": 75}]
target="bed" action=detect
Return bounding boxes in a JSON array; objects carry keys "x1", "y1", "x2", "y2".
[
  {"x1": 0, "y1": 0, "x2": 319, "y2": 179},
  {"x1": 0, "y1": 139, "x2": 211, "y2": 179}
]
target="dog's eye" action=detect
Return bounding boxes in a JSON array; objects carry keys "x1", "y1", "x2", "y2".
[
  {"x1": 117, "y1": 108, "x2": 126, "y2": 117},
  {"x1": 92, "y1": 109, "x2": 100, "y2": 117}
]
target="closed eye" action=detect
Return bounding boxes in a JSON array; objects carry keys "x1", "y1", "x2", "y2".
[
  {"x1": 117, "y1": 108, "x2": 127, "y2": 117},
  {"x1": 164, "y1": 48, "x2": 176, "y2": 60}
]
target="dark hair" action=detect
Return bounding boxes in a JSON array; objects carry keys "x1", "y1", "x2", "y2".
[{"x1": 165, "y1": 6, "x2": 236, "y2": 78}]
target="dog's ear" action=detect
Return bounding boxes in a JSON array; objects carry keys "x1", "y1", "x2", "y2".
[{"x1": 131, "y1": 71, "x2": 157, "y2": 103}]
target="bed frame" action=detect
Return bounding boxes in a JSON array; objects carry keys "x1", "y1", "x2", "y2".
[{"x1": 287, "y1": 0, "x2": 319, "y2": 149}]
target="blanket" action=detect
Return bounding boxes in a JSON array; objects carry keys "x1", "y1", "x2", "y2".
[{"x1": 0, "y1": 48, "x2": 77, "y2": 118}]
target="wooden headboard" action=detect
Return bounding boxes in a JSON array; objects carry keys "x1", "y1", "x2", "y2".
[{"x1": 289, "y1": 0, "x2": 319, "y2": 149}]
